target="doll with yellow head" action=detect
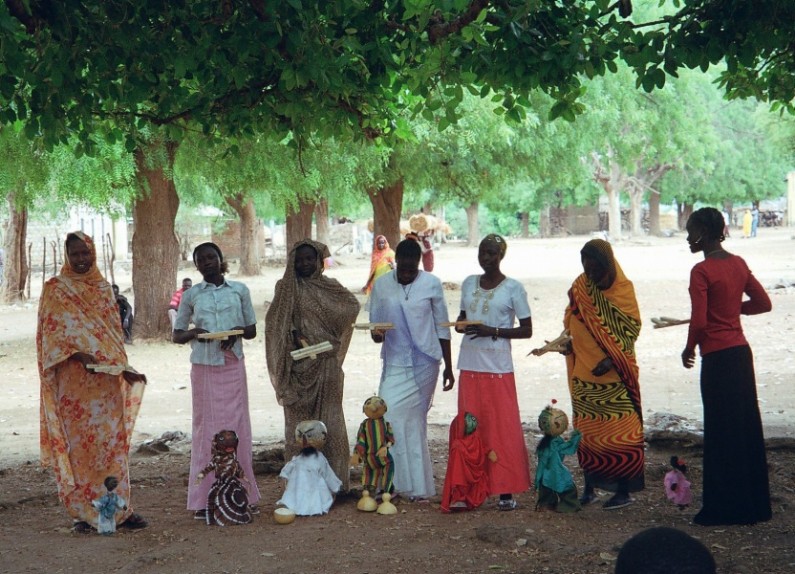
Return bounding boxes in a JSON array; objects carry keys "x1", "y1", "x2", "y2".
[
  {"x1": 350, "y1": 396, "x2": 395, "y2": 497},
  {"x1": 276, "y1": 420, "x2": 342, "y2": 516},
  {"x1": 535, "y1": 401, "x2": 582, "y2": 513}
]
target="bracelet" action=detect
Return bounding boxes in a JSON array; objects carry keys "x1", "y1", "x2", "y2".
[{"x1": 492, "y1": 327, "x2": 500, "y2": 341}]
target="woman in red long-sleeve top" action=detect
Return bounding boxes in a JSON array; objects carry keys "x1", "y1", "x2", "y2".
[{"x1": 682, "y1": 207, "x2": 772, "y2": 526}]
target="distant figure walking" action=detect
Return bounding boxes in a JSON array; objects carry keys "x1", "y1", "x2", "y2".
[
  {"x1": 169, "y1": 277, "x2": 193, "y2": 330},
  {"x1": 112, "y1": 284, "x2": 134, "y2": 344}
]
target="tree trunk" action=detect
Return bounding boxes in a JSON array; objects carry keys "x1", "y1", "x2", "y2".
[
  {"x1": 678, "y1": 202, "x2": 694, "y2": 230},
  {"x1": 1, "y1": 191, "x2": 29, "y2": 303},
  {"x1": 606, "y1": 185, "x2": 622, "y2": 241},
  {"x1": 367, "y1": 177, "x2": 404, "y2": 249},
  {"x1": 465, "y1": 202, "x2": 479, "y2": 246},
  {"x1": 314, "y1": 199, "x2": 331, "y2": 248},
  {"x1": 132, "y1": 141, "x2": 181, "y2": 340},
  {"x1": 538, "y1": 205, "x2": 550, "y2": 238},
  {"x1": 590, "y1": 149, "x2": 624, "y2": 241},
  {"x1": 648, "y1": 190, "x2": 661, "y2": 236},
  {"x1": 224, "y1": 193, "x2": 261, "y2": 276},
  {"x1": 519, "y1": 212, "x2": 530, "y2": 238},
  {"x1": 629, "y1": 188, "x2": 644, "y2": 237},
  {"x1": 286, "y1": 199, "x2": 315, "y2": 251}
]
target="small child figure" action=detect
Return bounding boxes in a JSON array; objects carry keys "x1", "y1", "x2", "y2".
[
  {"x1": 196, "y1": 429, "x2": 252, "y2": 526},
  {"x1": 92, "y1": 476, "x2": 127, "y2": 535},
  {"x1": 535, "y1": 403, "x2": 582, "y2": 513},
  {"x1": 350, "y1": 396, "x2": 395, "y2": 498},
  {"x1": 278, "y1": 420, "x2": 342, "y2": 516},
  {"x1": 440, "y1": 412, "x2": 488, "y2": 513},
  {"x1": 664, "y1": 456, "x2": 692, "y2": 509}
]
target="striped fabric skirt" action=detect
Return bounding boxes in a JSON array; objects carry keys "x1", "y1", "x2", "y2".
[{"x1": 570, "y1": 376, "x2": 645, "y2": 492}]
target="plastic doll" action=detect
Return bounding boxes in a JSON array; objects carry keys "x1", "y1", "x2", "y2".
[
  {"x1": 350, "y1": 396, "x2": 395, "y2": 497},
  {"x1": 92, "y1": 476, "x2": 127, "y2": 535},
  {"x1": 196, "y1": 429, "x2": 252, "y2": 525},
  {"x1": 664, "y1": 456, "x2": 692, "y2": 509},
  {"x1": 535, "y1": 403, "x2": 582, "y2": 513},
  {"x1": 440, "y1": 412, "x2": 489, "y2": 512},
  {"x1": 277, "y1": 420, "x2": 342, "y2": 516}
]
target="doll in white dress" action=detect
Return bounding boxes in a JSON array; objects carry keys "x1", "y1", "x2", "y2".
[{"x1": 277, "y1": 420, "x2": 342, "y2": 516}]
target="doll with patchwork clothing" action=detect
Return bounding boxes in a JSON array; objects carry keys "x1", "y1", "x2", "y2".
[{"x1": 350, "y1": 396, "x2": 395, "y2": 497}]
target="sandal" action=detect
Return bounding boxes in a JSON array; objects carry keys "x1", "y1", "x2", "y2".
[
  {"x1": 72, "y1": 521, "x2": 95, "y2": 534},
  {"x1": 603, "y1": 494, "x2": 633, "y2": 510},
  {"x1": 119, "y1": 513, "x2": 148, "y2": 529}
]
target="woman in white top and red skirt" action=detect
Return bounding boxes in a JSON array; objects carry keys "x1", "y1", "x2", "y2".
[{"x1": 454, "y1": 234, "x2": 532, "y2": 510}]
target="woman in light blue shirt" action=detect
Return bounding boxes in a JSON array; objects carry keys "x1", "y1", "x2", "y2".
[{"x1": 173, "y1": 242, "x2": 260, "y2": 519}]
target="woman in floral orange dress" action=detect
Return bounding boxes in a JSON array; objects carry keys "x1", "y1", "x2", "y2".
[{"x1": 37, "y1": 232, "x2": 147, "y2": 533}]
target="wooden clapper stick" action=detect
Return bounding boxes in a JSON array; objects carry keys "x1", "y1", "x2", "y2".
[
  {"x1": 290, "y1": 340, "x2": 334, "y2": 361},
  {"x1": 651, "y1": 317, "x2": 691, "y2": 329},
  {"x1": 352, "y1": 322, "x2": 395, "y2": 331},
  {"x1": 528, "y1": 329, "x2": 572, "y2": 356},
  {"x1": 439, "y1": 320, "x2": 483, "y2": 328}
]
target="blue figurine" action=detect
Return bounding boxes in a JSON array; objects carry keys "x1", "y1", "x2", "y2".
[{"x1": 92, "y1": 476, "x2": 127, "y2": 535}]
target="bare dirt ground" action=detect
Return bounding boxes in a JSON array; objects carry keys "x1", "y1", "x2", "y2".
[{"x1": 1, "y1": 228, "x2": 794, "y2": 574}]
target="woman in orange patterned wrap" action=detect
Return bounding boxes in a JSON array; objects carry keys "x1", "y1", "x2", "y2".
[
  {"x1": 37, "y1": 231, "x2": 147, "y2": 533},
  {"x1": 562, "y1": 239, "x2": 644, "y2": 510}
]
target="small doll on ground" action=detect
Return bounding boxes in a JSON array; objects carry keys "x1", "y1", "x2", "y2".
[
  {"x1": 196, "y1": 429, "x2": 253, "y2": 526},
  {"x1": 92, "y1": 476, "x2": 127, "y2": 535},
  {"x1": 664, "y1": 456, "x2": 692, "y2": 509},
  {"x1": 278, "y1": 420, "x2": 342, "y2": 516},
  {"x1": 440, "y1": 412, "x2": 490, "y2": 513},
  {"x1": 350, "y1": 396, "x2": 395, "y2": 498},
  {"x1": 535, "y1": 403, "x2": 582, "y2": 513}
]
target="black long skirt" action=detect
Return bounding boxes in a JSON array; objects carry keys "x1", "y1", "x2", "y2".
[{"x1": 696, "y1": 345, "x2": 771, "y2": 525}]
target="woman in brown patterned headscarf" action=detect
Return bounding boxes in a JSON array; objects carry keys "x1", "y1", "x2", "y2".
[{"x1": 265, "y1": 239, "x2": 360, "y2": 492}]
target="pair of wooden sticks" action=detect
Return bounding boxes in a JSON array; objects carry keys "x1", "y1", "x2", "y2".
[
  {"x1": 528, "y1": 329, "x2": 572, "y2": 357},
  {"x1": 352, "y1": 321, "x2": 484, "y2": 330}
]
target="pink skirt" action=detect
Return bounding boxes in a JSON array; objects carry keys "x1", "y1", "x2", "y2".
[
  {"x1": 457, "y1": 371, "x2": 531, "y2": 496},
  {"x1": 187, "y1": 352, "x2": 260, "y2": 509}
]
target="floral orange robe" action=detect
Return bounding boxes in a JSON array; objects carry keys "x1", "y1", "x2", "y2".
[{"x1": 37, "y1": 232, "x2": 144, "y2": 527}]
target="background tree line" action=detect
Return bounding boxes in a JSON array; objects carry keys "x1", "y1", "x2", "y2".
[{"x1": 1, "y1": 1, "x2": 794, "y2": 338}]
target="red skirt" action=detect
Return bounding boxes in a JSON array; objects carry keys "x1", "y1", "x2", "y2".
[{"x1": 457, "y1": 371, "x2": 531, "y2": 496}]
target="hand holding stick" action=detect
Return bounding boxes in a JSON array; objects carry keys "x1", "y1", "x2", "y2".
[
  {"x1": 528, "y1": 330, "x2": 572, "y2": 356},
  {"x1": 651, "y1": 317, "x2": 690, "y2": 329}
]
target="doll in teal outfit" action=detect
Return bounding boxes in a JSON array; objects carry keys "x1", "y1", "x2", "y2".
[{"x1": 535, "y1": 403, "x2": 582, "y2": 513}]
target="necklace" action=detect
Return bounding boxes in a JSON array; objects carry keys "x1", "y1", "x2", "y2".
[
  {"x1": 400, "y1": 282, "x2": 413, "y2": 301},
  {"x1": 469, "y1": 275, "x2": 502, "y2": 314},
  {"x1": 705, "y1": 249, "x2": 723, "y2": 258},
  {"x1": 396, "y1": 273, "x2": 415, "y2": 301}
]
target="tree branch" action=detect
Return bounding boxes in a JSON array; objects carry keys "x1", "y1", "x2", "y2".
[{"x1": 428, "y1": 0, "x2": 491, "y2": 45}]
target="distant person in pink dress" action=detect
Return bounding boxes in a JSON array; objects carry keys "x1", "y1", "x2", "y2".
[{"x1": 682, "y1": 207, "x2": 772, "y2": 526}]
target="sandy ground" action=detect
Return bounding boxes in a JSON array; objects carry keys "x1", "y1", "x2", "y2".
[
  {"x1": 1, "y1": 228, "x2": 794, "y2": 574},
  {"x1": 1, "y1": 228, "x2": 794, "y2": 468}
]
